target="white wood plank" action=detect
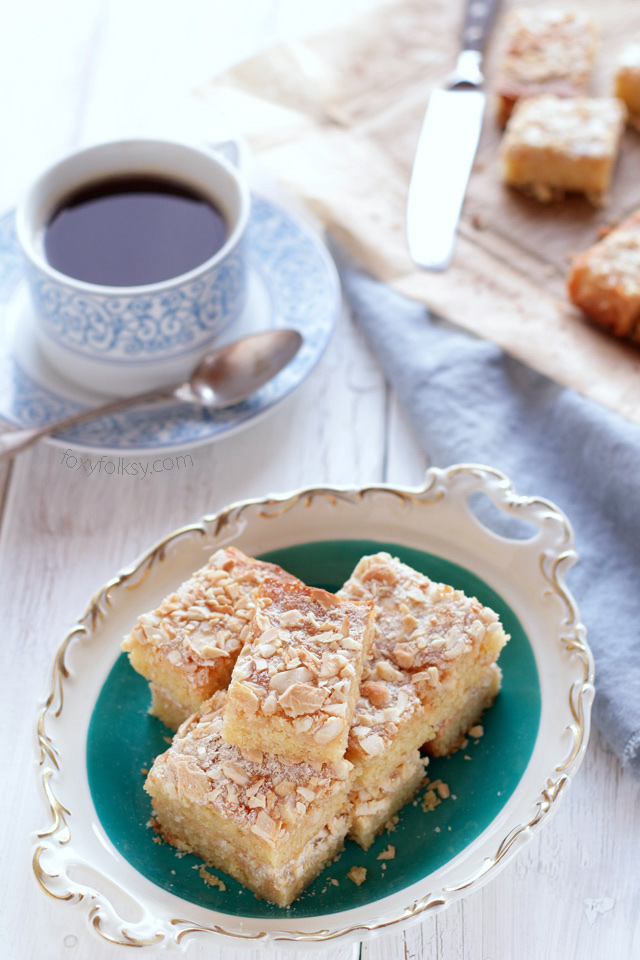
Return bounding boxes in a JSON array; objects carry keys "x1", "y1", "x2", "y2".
[{"x1": 385, "y1": 392, "x2": 430, "y2": 487}]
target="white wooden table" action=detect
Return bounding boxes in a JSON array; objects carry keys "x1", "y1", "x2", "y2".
[{"x1": 1, "y1": 2, "x2": 638, "y2": 958}]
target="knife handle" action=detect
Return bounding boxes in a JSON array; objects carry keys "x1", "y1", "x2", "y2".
[{"x1": 462, "y1": 0, "x2": 501, "y2": 53}]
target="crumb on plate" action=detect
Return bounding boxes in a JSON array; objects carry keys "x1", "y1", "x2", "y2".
[
  {"x1": 377, "y1": 844, "x2": 396, "y2": 860},
  {"x1": 347, "y1": 866, "x2": 367, "y2": 886}
]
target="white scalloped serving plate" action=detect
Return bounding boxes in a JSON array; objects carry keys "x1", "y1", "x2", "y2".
[{"x1": 32, "y1": 464, "x2": 593, "y2": 950}]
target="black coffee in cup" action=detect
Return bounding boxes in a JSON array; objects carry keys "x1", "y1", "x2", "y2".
[{"x1": 44, "y1": 175, "x2": 228, "y2": 287}]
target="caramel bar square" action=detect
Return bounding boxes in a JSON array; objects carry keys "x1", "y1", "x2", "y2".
[
  {"x1": 500, "y1": 96, "x2": 626, "y2": 205},
  {"x1": 122, "y1": 547, "x2": 299, "y2": 728},
  {"x1": 568, "y1": 209, "x2": 640, "y2": 342},
  {"x1": 145, "y1": 692, "x2": 353, "y2": 908},
  {"x1": 615, "y1": 36, "x2": 640, "y2": 129},
  {"x1": 339, "y1": 553, "x2": 507, "y2": 757},
  {"x1": 223, "y1": 579, "x2": 374, "y2": 764},
  {"x1": 495, "y1": 8, "x2": 597, "y2": 126}
]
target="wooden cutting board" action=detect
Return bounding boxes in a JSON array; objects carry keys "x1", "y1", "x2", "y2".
[{"x1": 199, "y1": 0, "x2": 640, "y2": 424}]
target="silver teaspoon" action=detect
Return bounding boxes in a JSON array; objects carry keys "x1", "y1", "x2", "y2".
[{"x1": 0, "y1": 328, "x2": 303, "y2": 460}]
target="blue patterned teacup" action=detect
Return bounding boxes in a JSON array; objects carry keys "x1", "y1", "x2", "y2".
[{"x1": 16, "y1": 139, "x2": 250, "y2": 397}]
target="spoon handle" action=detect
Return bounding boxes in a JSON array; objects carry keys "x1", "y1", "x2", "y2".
[{"x1": 0, "y1": 386, "x2": 176, "y2": 460}]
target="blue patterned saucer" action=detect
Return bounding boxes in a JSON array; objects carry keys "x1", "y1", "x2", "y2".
[{"x1": 0, "y1": 196, "x2": 339, "y2": 453}]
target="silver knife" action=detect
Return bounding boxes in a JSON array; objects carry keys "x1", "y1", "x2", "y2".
[{"x1": 406, "y1": 0, "x2": 500, "y2": 271}]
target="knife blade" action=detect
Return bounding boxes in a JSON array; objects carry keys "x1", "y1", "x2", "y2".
[{"x1": 406, "y1": 0, "x2": 501, "y2": 271}]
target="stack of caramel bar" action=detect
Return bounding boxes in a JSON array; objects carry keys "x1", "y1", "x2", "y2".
[{"x1": 124, "y1": 547, "x2": 508, "y2": 906}]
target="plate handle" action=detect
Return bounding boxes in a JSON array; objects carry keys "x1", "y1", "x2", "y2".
[{"x1": 422, "y1": 463, "x2": 576, "y2": 554}]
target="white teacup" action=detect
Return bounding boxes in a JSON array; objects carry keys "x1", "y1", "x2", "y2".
[{"x1": 16, "y1": 138, "x2": 250, "y2": 397}]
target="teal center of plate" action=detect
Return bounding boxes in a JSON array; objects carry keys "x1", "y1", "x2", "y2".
[{"x1": 87, "y1": 539, "x2": 541, "y2": 919}]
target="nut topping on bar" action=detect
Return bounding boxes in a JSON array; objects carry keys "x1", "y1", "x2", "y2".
[
  {"x1": 124, "y1": 546, "x2": 299, "y2": 668},
  {"x1": 348, "y1": 663, "x2": 423, "y2": 755},
  {"x1": 233, "y1": 582, "x2": 371, "y2": 718},
  {"x1": 495, "y1": 8, "x2": 598, "y2": 125},
  {"x1": 138, "y1": 545, "x2": 509, "y2": 905},
  {"x1": 338, "y1": 553, "x2": 501, "y2": 684},
  {"x1": 122, "y1": 547, "x2": 302, "y2": 729},
  {"x1": 147, "y1": 693, "x2": 353, "y2": 845},
  {"x1": 567, "y1": 209, "x2": 640, "y2": 342},
  {"x1": 500, "y1": 96, "x2": 626, "y2": 206},
  {"x1": 223, "y1": 578, "x2": 374, "y2": 762}
]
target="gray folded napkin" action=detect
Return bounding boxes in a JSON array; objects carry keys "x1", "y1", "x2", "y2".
[{"x1": 334, "y1": 248, "x2": 640, "y2": 780}]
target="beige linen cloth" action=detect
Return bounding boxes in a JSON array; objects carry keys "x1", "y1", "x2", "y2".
[{"x1": 198, "y1": 0, "x2": 640, "y2": 424}]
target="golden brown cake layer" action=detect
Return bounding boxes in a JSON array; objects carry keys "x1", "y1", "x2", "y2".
[
  {"x1": 339, "y1": 553, "x2": 507, "y2": 788},
  {"x1": 153, "y1": 799, "x2": 350, "y2": 908},
  {"x1": 500, "y1": 96, "x2": 626, "y2": 205},
  {"x1": 145, "y1": 692, "x2": 353, "y2": 874},
  {"x1": 149, "y1": 682, "x2": 193, "y2": 730},
  {"x1": 425, "y1": 663, "x2": 501, "y2": 757},
  {"x1": 122, "y1": 547, "x2": 299, "y2": 726},
  {"x1": 568, "y1": 208, "x2": 640, "y2": 342},
  {"x1": 348, "y1": 752, "x2": 426, "y2": 851},
  {"x1": 346, "y1": 659, "x2": 434, "y2": 789},
  {"x1": 223, "y1": 579, "x2": 374, "y2": 764}
]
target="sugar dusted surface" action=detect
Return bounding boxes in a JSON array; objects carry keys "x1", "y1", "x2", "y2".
[
  {"x1": 338, "y1": 553, "x2": 505, "y2": 693},
  {"x1": 498, "y1": 9, "x2": 597, "y2": 92},
  {"x1": 124, "y1": 547, "x2": 298, "y2": 670},
  {"x1": 503, "y1": 97, "x2": 625, "y2": 159},
  {"x1": 226, "y1": 578, "x2": 373, "y2": 752},
  {"x1": 146, "y1": 692, "x2": 352, "y2": 850}
]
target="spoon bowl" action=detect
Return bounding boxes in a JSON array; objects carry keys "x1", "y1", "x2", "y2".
[{"x1": 175, "y1": 329, "x2": 303, "y2": 407}]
